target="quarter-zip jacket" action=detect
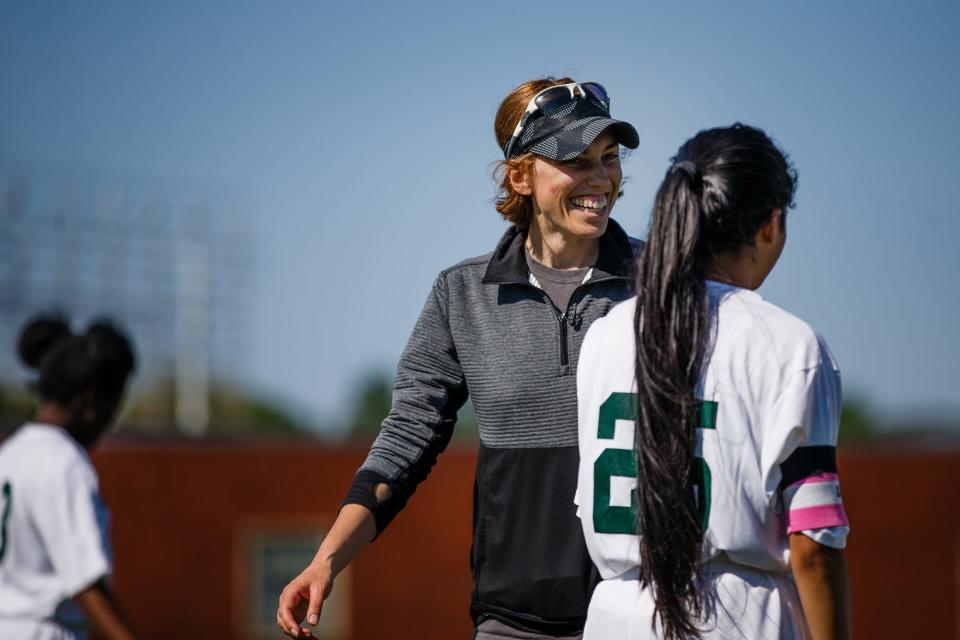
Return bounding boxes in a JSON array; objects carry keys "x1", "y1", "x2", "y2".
[{"x1": 343, "y1": 220, "x2": 639, "y2": 634}]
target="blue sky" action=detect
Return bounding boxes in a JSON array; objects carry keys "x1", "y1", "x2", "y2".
[{"x1": 2, "y1": 1, "x2": 958, "y2": 431}]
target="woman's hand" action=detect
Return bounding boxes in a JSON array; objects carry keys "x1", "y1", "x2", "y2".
[
  {"x1": 276, "y1": 561, "x2": 334, "y2": 639},
  {"x1": 275, "y1": 504, "x2": 377, "y2": 638}
]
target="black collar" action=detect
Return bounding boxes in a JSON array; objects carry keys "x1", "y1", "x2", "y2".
[{"x1": 481, "y1": 218, "x2": 636, "y2": 285}]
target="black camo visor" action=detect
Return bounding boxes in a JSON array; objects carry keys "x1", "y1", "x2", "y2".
[{"x1": 509, "y1": 96, "x2": 639, "y2": 161}]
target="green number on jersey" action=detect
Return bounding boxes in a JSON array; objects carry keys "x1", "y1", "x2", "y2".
[
  {"x1": 0, "y1": 481, "x2": 11, "y2": 564},
  {"x1": 593, "y1": 393, "x2": 638, "y2": 534},
  {"x1": 592, "y1": 394, "x2": 717, "y2": 535},
  {"x1": 692, "y1": 400, "x2": 717, "y2": 530}
]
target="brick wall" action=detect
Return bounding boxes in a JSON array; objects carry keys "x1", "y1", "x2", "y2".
[{"x1": 91, "y1": 441, "x2": 958, "y2": 639}]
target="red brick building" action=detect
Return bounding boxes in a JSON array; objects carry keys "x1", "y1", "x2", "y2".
[{"x1": 92, "y1": 440, "x2": 958, "y2": 639}]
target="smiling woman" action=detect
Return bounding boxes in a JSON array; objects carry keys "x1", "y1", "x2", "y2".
[
  {"x1": 512, "y1": 131, "x2": 624, "y2": 268},
  {"x1": 277, "y1": 77, "x2": 640, "y2": 640}
]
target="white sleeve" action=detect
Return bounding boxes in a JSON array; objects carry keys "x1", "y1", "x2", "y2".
[
  {"x1": 801, "y1": 525, "x2": 849, "y2": 548},
  {"x1": 34, "y1": 457, "x2": 112, "y2": 597},
  {"x1": 766, "y1": 347, "x2": 842, "y2": 471},
  {"x1": 765, "y1": 336, "x2": 849, "y2": 546}
]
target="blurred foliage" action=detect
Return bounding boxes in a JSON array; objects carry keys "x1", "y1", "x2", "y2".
[
  {"x1": 0, "y1": 378, "x2": 312, "y2": 440},
  {"x1": 347, "y1": 373, "x2": 393, "y2": 439},
  {"x1": 0, "y1": 383, "x2": 35, "y2": 438},
  {"x1": 121, "y1": 377, "x2": 311, "y2": 438},
  {"x1": 345, "y1": 374, "x2": 959, "y2": 449},
  {"x1": 838, "y1": 394, "x2": 878, "y2": 444},
  {"x1": 347, "y1": 369, "x2": 479, "y2": 443},
  {"x1": 836, "y1": 393, "x2": 960, "y2": 448},
  {"x1": 5, "y1": 372, "x2": 955, "y2": 448}
]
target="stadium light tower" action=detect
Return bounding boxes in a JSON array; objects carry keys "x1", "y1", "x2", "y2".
[
  {"x1": 175, "y1": 213, "x2": 211, "y2": 435},
  {"x1": 0, "y1": 157, "x2": 253, "y2": 436}
]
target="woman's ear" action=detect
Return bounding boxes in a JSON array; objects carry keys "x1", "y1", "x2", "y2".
[
  {"x1": 507, "y1": 161, "x2": 534, "y2": 196},
  {"x1": 756, "y1": 208, "x2": 783, "y2": 247}
]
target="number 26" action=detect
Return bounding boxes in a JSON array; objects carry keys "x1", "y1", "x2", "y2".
[{"x1": 592, "y1": 393, "x2": 716, "y2": 535}]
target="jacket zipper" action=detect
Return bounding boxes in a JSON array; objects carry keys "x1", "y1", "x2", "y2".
[
  {"x1": 557, "y1": 309, "x2": 569, "y2": 366},
  {"x1": 556, "y1": 280, "x2": 596, "y2": 367},
  {"x1": 554, "y1": 275, "x2": 628, "y2": 367},
  {"x1": 512, "y1": 275, "x2": 628, "y2": 369}
]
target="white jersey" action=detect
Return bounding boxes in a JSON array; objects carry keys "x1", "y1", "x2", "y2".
[
  {"x1": 576, "y1": 283, "x2": 848, "y2": 638},
  {"x1": 0, "y1": 423, "x2": 112, "y2": 640}
]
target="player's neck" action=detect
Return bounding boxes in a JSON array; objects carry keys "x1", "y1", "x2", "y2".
[
  {"x1": 703, "y1": 251, "x2": 763, "y2": 290},
  {"x1": 525, "y1": 225, "x2": 599, "y2": 270},
  {"x1": 34, "y1": 404, "x2": 72, "y2": 430}
]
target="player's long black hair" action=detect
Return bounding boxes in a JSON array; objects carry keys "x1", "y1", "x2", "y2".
[
  {"x1": 633, "y1": 124, "x2": 797, "y2": 639},
  {"x1": 18, "y1": 313, "x2": 136, "y2": 444}
]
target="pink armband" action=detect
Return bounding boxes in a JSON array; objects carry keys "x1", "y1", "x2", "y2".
[{"x1": 783, "y1": 472, "x2": 849, "y2": 533}]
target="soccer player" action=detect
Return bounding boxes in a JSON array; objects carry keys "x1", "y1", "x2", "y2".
[
  {"x1": 0, "y1": 314, "x2": 138, "y2": 640},
  {"x1": 576, "y1": 124, "x2": 852, "y2": 639}
]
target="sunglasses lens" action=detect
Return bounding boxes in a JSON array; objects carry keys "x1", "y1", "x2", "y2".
[
  {"x1": 533, "y1": 86, "x2": 576, "y2": 113},
  {"x1": 581, "y1": 83, "x2": 610, "y2": 108}
]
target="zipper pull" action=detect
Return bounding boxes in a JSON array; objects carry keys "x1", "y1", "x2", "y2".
[{"x1": 569, "y1": 310, "x2": 582, "y2": 330}]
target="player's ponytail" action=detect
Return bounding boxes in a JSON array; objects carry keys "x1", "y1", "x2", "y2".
[
  {"x1": 633, "y1": 157, "x2": 710, "y2": 640},
  {"x1": 18, "y1": 313, "x2": 72, "y2": 369},
  {"x1": 18, "y1": 312, "x2": 136, "y2": 405},
  {"x1": 633, "y1": 123, "x2": 797, "y2": 640}
]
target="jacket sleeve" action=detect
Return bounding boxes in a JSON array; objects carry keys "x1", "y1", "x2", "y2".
[{"x1": 342, "y1": 271, "x2": 468, "y2": 536}]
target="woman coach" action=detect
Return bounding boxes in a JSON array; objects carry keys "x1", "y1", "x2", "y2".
[{"x1": 278, "y1": 77, "x2": 640, "y2": 639}]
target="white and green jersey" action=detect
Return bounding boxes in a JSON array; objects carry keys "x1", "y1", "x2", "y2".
[
  {"x1": 576, "y1": 282, "x2": 848, "y2": 581},
  {"x1": 0, "y1": 423, "x2": 112, "y2": 639}
]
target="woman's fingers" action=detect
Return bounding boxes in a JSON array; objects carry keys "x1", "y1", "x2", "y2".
[
  {"x1": 277, "y1": 582, "x2": 307, "y2": 637},
  {"x1": 278, "y1": 570, "x2": 330, "y2": 638},
  {"x1": 306, "y1": 581, "x2": 324, "y2": 625}
]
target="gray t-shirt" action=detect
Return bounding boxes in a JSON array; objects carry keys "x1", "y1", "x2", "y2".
[{"x1": 525, "y1": 247, "x2": 593, "y2": 313}]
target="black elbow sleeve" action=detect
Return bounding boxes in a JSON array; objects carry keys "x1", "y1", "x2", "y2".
[
  {"x1": 342, "y1": 418, "x2": 457, "y2": 538},
  {"x1": 342, "y1": 468, "x2": 411, "y2": 538}
]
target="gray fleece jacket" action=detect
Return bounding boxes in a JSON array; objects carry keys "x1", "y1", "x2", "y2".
[{"x1": 343, "y1": 219, "x2": 639, "y2": 634}]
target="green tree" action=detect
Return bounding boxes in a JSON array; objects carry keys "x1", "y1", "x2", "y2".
[
  {"x1": 119, "y1": 377, "x2": 312, "y2": 439},
  {"x1": 838, "y1": 394, "x2": 878, "y2": 444},
  {"x1": 347, "y1": 370, "x2": 394, "y2": 439},
  {"x1": 0, "y1": 383, "x2": 36, "y2": 439}
]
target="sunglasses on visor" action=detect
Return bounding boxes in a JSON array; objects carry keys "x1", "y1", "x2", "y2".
[{"x1": 503, "y1": 82, "x2": 610, "y2": 159}]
